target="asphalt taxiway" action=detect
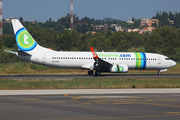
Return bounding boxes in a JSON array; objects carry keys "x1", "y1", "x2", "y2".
[
  {"x1": 0, "y1": 74, "x2": 180, "y2": 80},
  {"x1": 0, "y1": 89, "x2": 180, "y2": 120}
]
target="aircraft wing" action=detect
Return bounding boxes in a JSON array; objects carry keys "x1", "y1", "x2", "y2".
[{"x1": 90, "y1": 47, "x2": 112, "y2": 68}]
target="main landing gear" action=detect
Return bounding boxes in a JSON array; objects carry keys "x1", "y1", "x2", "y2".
[
  {"x1": 95, "y1": 71, "x2": 101, "y2": 76},
  {"x1": 157, "y1": 70, "x2": 161, "y2": 75},
  {"x1": 88, "y1": 70, "x2": 101, "y2": 76},
  {"x1": 88, "y1": 70, "x2": 93, "y2": 75}
]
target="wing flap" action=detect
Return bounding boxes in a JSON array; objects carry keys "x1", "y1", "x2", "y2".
[{"x1": 82, "y1": 63, "x2": 94, "y2": 70}]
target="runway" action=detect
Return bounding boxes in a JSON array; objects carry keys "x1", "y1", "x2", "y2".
[
  {"x1": 0, "y1": 74, "x2": 180, "y2": 80},
  {"x1": 0, "y1": 74, "x2": 180, "y2": 120},
  {"x1": 0, "y1": 89, "x2": 180, "y2": 120}
]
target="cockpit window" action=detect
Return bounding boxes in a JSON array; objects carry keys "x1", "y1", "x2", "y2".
[{"x1": 165, "y1": 58, "x2": 171, "y2": 60}]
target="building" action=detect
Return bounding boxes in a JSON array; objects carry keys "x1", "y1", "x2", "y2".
[
  {"x1": 115, "y1": 25, "x2": 122, "y2": 32},
  {"x1": 93, "y1": 25, "x2": 108, "y2": 31},
  {"x1": 126, "y1": 21, "x2": 134, "y2": 25},
  {"x1": 141, "y1": 27, "x2": 155, "y2": 34},
  {"x1": 4, "y1": 17, "x2": 15, "y2": 23},
  {"x1": 109, "y1": 24, "x2": 122, "y2": 32},
  {"x1": 140, "y1": 19, "x2": 159, "y2": 27},
  {"x1": 168, "y1": 18, "x2": 174, "y2": 24}
]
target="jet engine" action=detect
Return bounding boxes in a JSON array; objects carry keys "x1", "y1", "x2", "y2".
[{"x1": 110, "y1": 64, "x2": 128, "y2": 73}]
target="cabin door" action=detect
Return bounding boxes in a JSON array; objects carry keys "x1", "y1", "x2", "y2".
[
  {"x1": 157, "y1": 57, "x2": 161, "y2": 64},
  {"x1": 42, "y1": 54, "x2": 46, "y2": 63}
]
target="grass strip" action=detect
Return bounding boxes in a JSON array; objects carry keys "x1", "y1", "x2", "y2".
[
  {"x1": 0, "y1": 78, "x2": 180, "y2": 89},
  {"x1": 0, "y1": 62, "x2": 179, "y2": 75}
]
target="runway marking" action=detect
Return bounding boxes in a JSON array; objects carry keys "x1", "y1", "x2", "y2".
[
  {"x1": 89, "y1": 98, "x2": 180, "y2": 108},
  {"x1": 104, "y1": 98, "x2": 180, "y2": 108},
  {"x1": 61, "y1": 105, "x2": 90, "y2": 107},
  {"x1": 158, "y1": 99, "x2": 174, "y2": 101},
  {"x1": 52, "y1": 100, "x2": 65, "y2": 103},
  {"x1": 20, "y1": 102, "x2": 40, "y2": 104},
  {"x1": 71, "y1": 96, "x2": 83, "y2": 100},
  {"x1": 113, "y1": 102, "x2": 133, "y2": 104},
  {"x1": 77, "y1": 96, "x2": 140, "y2": 98},
  {"x1": 0, "y1": 98, "x2": 39, "y2": 101},
  {"x1": 0, "y1": 107, "x2": 31, "y2": 108},
  {"x1": 165, "y1": 112, "x2": 180, "y2": 114},
  {"x1": 134, "y1": 101, "x2": 180, "y2": 108},
  {"x1": 84, "y1": 102, "x2": 91, "y2": 104},
  {"x1": 42, "y1": 113, "x2": 180, "y2": 120},
  {"x1": 21, "y1": 98, "x2": 39, "y2": 100}
]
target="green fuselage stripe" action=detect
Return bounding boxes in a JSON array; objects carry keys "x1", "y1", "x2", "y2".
[{"x1": 135, "y1": 52, "x2": 141, "y2": 69}]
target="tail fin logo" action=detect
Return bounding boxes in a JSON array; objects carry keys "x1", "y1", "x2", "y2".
[{"x1": 16, "y1": 28, "x2": 37, "y2": 51}]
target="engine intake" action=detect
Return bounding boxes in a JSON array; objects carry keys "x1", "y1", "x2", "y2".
[{"x1": 110, "y1": 64, "x2": 128, "y2": 73}]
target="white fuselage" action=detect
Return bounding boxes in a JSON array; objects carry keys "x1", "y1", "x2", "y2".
[{"x1": 18, "y1": 45, "x2": 176, "y2": 71}]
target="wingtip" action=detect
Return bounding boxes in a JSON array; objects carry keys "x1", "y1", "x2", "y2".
[{"x1": 90, "y1": 47, "x2": 99, "y2": 59}]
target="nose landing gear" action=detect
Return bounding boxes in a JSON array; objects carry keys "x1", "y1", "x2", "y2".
[{"x1": 157, "y1": 70, "x2": 161, "y2": 75}]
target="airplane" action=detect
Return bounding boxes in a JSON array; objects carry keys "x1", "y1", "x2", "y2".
[{"x1": 4, "y1": 19, "x2": 177, "y2": 76}]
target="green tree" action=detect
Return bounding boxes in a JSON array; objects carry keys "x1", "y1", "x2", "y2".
[
  {"x1": 105, "y1": 30, "x2": 112, "y2": 38},
  {"x1": 4, "y1": 34, "x2": 16, "y2": 48},
  {"x1": 58, "y1": 29, "x2": 72, "y2": 51},
  {"x1": 161, "y1": 30, "x2": 180, "y2": 56},
  {"x1": 117, "y1": 40, "x2": 131, "y2": 52},
  {"x1": 78, "y1": 34, "x2": 88, "y2": 51},
  {"x1": 127, "y1": 32, "x2": 144, "y2": 48},
  {"x1": 71, "y1": 29, "x2": 79, "y2": 49},
  {"x1": 145, "y1": 33, "x2": 162, "y2": 53},
  {"x1": 97, "y1": 39, "x2": 111, "y2": 51},
  {"x1": 108, "y1": 31, "x2": 127, "y2": 50}
]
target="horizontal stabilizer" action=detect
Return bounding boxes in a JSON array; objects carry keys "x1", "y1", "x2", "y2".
[{"x1": 4, "y1": 50, "x2": 17, "y2": 55}]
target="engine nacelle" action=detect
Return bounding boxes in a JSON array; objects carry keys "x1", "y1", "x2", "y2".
[{"x1": 110, "y1": 64, "x2": 128, "y2": 73}]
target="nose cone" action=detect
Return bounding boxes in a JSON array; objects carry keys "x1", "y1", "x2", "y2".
[{"x1": 172, "y1": 60, "x2": 177, "y2": 67}]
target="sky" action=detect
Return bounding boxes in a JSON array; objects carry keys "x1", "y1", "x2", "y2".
[{"x1": 3, "y1": 0, "x2": 180, "y2": 23}]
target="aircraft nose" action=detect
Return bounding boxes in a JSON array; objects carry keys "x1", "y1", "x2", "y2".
[{"x1": 172, "y1": 60, "x2": 177, "y2": 66}]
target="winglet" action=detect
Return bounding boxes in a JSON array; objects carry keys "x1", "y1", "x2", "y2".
[{"x1": 90, "y1": 47, "x2": 99, "y2": 59}]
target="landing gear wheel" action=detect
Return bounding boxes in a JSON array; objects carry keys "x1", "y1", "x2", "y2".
[
  {"x1": 157, "y1": 70, "x2": 161, "y2": 75},
  {"x1": 88, "y1": 70, "x2": 93, "y2": 75},
  {"x1": 95, "y1": 71, "x2": 101, "y2": 76}
]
